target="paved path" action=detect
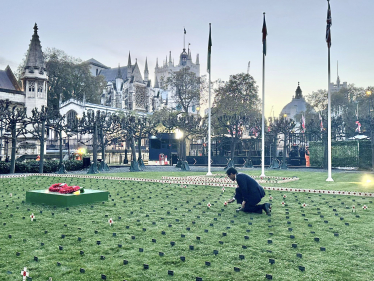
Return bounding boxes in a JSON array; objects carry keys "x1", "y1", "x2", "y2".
[{"x1": 68, "y1": 165, "x2": 359, "y2": 175}]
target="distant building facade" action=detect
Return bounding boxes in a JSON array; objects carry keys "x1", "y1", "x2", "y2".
[
  {"x1": 0, "y1": 24, "x2": 48, "y2": 117},
  {"x1": 280, "y1": 83, "x2": 313, "y2": 123},
  {"x1": 61, "y1": 52, "x2": 162, "y2": 117},
  {"x1": 154, "y1": 47, "x2": 200, "y2": 113}
]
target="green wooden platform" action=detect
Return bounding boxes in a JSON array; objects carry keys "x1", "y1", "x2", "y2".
[{"x1": 26, "y1": 189, "x2": 109, "y2": 207}]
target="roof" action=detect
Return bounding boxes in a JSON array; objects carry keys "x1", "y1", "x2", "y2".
[
  {"x1": 85, "y1": 58, "x2": 110, "y2": 69},
  {"x1": 0, "y1": 70, "x2": 16, "y2": 90},
  {"x1": 0, "y1": 66, "x2": 22, "y2": 93},
  {"x1": 24, "y1": 24, "x2": 45, "y2": 70},
  {"x1": 99, "y1": 66, "x2": 129, "y2": 82}
]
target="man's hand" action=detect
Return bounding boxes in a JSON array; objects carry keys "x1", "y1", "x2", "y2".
[{"x1": 241, "y1": 200, "x2": 246, "y2": 209}]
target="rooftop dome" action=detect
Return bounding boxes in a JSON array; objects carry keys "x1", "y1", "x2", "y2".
[{"x1": 280, "y1": 83, "x2": 312, "y2": 120}]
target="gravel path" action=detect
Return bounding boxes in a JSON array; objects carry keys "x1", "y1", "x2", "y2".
[{"x1": 67, "y1": 165, "x2": 360, "y2": 175}]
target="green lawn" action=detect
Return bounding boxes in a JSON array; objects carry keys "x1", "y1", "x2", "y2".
[
  {"x1": 0, "y1": 174, "x2": 373, "y2": 280},
  {"x1": 98, "y1": 169, "x2": 374, "y2": 193}
]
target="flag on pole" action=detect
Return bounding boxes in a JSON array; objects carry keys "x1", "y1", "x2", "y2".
[
  {"x1": 262, "y1": 13, "x2": 267, "y2": 55},
  {"x1": 326, "y1": 1, "x2": 332, "y2": 48},
  {"x1": 301, "y1": 114, "x2": 306, "y2": 132},
  {"x1": 207, "y1": 23, "x2": 212, "y2": 73},
  {"x1": 319, "y1": 113, "x2": 323, "y2": 131},
  {"x1": 184, "y1": 28, "x2": 186, "y2": 34},
  {"x1": 355, "y1": 120, "x2": 361, "y2": 133}
]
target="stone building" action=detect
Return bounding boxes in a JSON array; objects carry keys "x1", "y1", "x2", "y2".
[
  {"x1": 60, "y1": 52, "x2": 161, "y2": 117},
  {"x1": 154, "y1": 47, "x2": 200, "y2": 112},
  {"x1": 0, "y1": 24, "x2": 48, "y2": 158},
  {"x1": 280, "y1": 83, "x2": 313, "y2": 123}
]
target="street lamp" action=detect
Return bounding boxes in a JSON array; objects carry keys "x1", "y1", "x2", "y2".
[
  {"x1": 175, "y1": 129, "x2": 184, "y2": 168},
  {"x1": 366, "y1": 89, "x2": 374, "y2": 171},
  {"x1": 366, "y1": 90, "x2": 372, "y2": 117}
]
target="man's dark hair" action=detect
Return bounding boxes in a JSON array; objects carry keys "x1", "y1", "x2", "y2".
[{"x1": 226, "y1": 167, "x2": 238, "y2": 175}]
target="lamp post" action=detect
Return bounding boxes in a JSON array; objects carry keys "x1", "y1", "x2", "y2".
[
  {"x1": 175, "y1": 128, "x2": 184, "y2": 168},
  {"x1": 366, "y1": 90, "x2": 374, "y2": 170}
]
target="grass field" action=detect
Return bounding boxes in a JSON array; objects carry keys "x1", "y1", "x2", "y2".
[
  {"x1": 1, "y1": 173, "x2": 373, "y2": 280},
  {"x1": 98, "y1": 168, "x2": 374, "y2": 193}
]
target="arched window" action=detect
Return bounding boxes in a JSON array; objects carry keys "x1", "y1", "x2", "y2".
[
  {"x1": 66, "y1": 110, "x2": 78, "y2": 125},
  {"x1": 29, "y1": 81, "x2": 35, "y2": 92}
]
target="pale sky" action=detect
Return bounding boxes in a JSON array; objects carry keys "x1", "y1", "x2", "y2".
[{"x1": 1, "y1": 0, "x2": 373, "y2": 116}]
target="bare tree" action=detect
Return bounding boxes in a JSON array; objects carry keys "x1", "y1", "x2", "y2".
[
  {"x1": 27, "y1": 106, "x2": 49, "y2": 173},
  {"x1": 0, "y1": 100, "x2": 27, "y2": 173}
]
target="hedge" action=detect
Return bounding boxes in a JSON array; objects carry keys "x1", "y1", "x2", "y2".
[
  {"x1": 0, "y1": 159, "x2": 84, "y2": 174},
  {"x1": 309, "y1": 140, "x2": 372, "y2": 169}
]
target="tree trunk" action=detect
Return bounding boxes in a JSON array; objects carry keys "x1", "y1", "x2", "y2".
[
  {"x1": 56, "y1": 130, "x2": 66, "y2": 174},
  {"x1": 270, "y1": 133, "x2": 280, "y2": 169},
  {"x1": 39, "y1": 121, "x2": 45, "y2": 174},
  {"x1": 281, "y1": 133, "x2": 288, "y2": 169},
  {"x1": 59, "y1": 131, "x2": 63, "y2": 166},
  {"x1": 88, "y1": 123, "x2": 99, "y2": 174},
  {"x1": 130, "y1": 135, "x2": 141, "y2": 171},
  {"x1": 130, "y1": 136, "x2": 136, "y2": 161},
  {"x1": 99, "y1": 130, "x2": 109, "y2": 172},
  {"x1": 137, "y1": 137, "x2": 142, "y2": 161},
  {"x1": 137, "y1": 136, "x2": 145, "y2": 168},
  {"x1": 10, "y1": 125, "x2": 16, "y2": 174}
]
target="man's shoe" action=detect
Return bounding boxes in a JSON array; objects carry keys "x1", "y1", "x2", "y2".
[{"x1": 264, "y1": 203, "x2": 271, "y2": 216}]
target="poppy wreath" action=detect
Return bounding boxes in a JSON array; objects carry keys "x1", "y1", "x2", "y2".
[
  {"x1": 49, "y1": 183, "x2": 68, "y2": 192},
  {"x1": 59, "y1": 186, "x2": 81, "y2": 194}
]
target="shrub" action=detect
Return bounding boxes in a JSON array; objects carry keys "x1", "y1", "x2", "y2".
[
  {"x1": 27, "y1": 161, "x2": 40, "y2": 173},
  {"x1": 64, "y1": 160, "x2": 84, "y2": 171},
  {"x1": 15, "y1": 162, "x2": 28, "y2": 173},
  {"x1": 43, "y1": 160, "x2": 59, "y2": 173},
  {"x1": 0, "y1": 162, "x2": 10, "y2": 174}
]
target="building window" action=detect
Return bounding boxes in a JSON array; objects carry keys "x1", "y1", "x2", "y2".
[
  {"x1": 29, "y1": 81, "x2": 35, "y2": 92},
  {"x1": 66, "y1": 110, "x2": 78, "y2": 126}
]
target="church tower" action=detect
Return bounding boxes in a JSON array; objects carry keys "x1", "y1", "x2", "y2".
[
  {"x1": 21, "y1": 23, "x2": 48, "y2": 117},
  {"x1": 127, "y1": 52, "x2": 132, "y2": 78},
  {"x1": 144, "y1": 57, "x2": 149, "y2": 82},
  {"x1": 115, "y1": 64, "x2": 123, "y2": 108}
]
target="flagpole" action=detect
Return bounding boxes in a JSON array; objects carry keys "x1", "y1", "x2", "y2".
[
  {"x1": 260, "y1": 13, "x2": 266, "y2": 177},
  {"x1": 207, "y1": 64, "x2": 212, "y2": 175},
  {"x1": 326, "y1": 46, "x2": 333, "y2": 181},
  {"x1": 326, "y1": 0, "x2": 333, "y2": 182},
  {"x1": 207, "y1": 23, "x2": 212, "y2": 176}
]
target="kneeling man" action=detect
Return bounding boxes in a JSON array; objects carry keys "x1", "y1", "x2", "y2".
[{"x1": 226, "y1": 167, "x2": 271, "y2": 215}]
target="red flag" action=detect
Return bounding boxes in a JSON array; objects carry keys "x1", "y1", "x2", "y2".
[
  {"x1": 302, "y1": 114, "x2": 306, "y2": 132},
  {"x1": 326, "y1": 1, "x2": 332, "y2": 48}
]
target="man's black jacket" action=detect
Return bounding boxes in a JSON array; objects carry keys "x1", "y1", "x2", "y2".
[{"x1": 234, "y1": 173, "x2": 265, "y2": 206}]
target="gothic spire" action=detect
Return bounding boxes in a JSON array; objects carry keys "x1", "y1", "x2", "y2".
[
  {"x1": 154, "y1": 76, "x2": 159, "y2": 88},
  {"x1": 25, "y1": 23, "x2": 45, "y2": 71},
  {"x1": 127, "y1": 52, "x2": 132, "y2": 67},
  {"x1": 144, "y1": 57, "x2": 149, "y2": 74},
  {"x1": 169, "y1": 51, "x2": 172, "y2": 65},
  {"x1": 127, "y1": 52, "x2": 132, "y2": 77},
  {"x1": 196, "y1": 54, "x2": 200, "y2": 65},
  {"x1": 117, "y1": 63, "x2": 122, "y2": 79},
  {"x1": 156, "y1": 58, "x2": 159, "y2": 68}
]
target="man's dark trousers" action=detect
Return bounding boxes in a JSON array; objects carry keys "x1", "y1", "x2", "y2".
[{"x1": 235, "y1": 173, "x2": 265, "y2": 214}]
